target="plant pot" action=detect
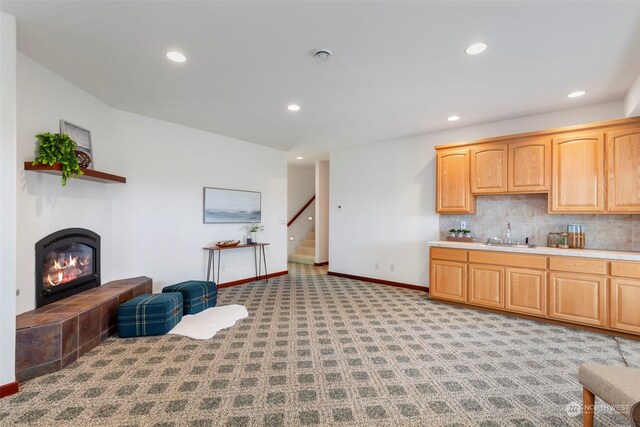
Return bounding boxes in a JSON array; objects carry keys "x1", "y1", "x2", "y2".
[{"x1": 250, "y1": 231, "x2": 257, "y2": 244}]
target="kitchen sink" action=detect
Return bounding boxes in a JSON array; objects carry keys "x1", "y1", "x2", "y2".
[{"x1": 480, "y1": 242, "x2": 537, "y2": 249}]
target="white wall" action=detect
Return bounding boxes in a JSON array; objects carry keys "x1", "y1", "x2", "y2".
[
  {"x1": 625, "y1": 72, "x2": 640, "y2": 117},
  {"x1": 329, "y1": 101, "x2": 624, "y2": 287},
  {"x1": 15, "y1": 53, "x2": 287, "y2": 314},
  {"x1": 287, "y1": 165, "x2": 315, "y2": 254},
  {"x1": 0, "y1": 12, "x2": 17, "y2": 388},
  {"x1": 315, "y1": 161, "x2": 329, "y2": 264}
]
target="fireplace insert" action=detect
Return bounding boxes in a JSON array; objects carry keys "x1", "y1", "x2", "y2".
[{"x1": 35, "y1": 228, "x2": 101, "y2": 308}]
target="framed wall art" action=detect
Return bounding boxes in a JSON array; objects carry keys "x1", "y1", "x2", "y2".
[{"x1": 203, "y1": 187, "x2": 261, "y2": 224}]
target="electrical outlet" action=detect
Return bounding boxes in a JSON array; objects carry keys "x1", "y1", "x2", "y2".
[
  {"x1": 375, "y1": 262, "x2": 379, "y2": 269},
  {"x1": 461, "y1": 221, "x2": 467, "y2": 229},
  {"x1": 390, "y1": 264, "x2": 394, "y2": 272}
]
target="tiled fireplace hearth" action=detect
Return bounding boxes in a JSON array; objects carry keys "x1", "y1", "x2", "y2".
[{"x1": 16, "y1": 277, "x2": 152, "y2": 381}]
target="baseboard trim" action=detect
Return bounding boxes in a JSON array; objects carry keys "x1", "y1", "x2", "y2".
[
  {"x1": 218, "y1": 270, "x2": 288, "y2": 289},
  {"x1": 327, "y1": 271, "x2": 428, "y2": 293},
  {"x1": 0, "y1": 381, "x2": 19, "y2": 398},
  {"x1": 314, "y1": 262, "x2": 329, "y2": 266}
]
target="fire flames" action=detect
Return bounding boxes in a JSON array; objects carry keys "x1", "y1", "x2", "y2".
[{"x1": 46, "y1": 254, "x2": 91, "y2": 287}]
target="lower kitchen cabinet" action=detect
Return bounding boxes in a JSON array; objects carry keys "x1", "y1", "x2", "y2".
[
  {"x1": 549, "y1": 272, "x2": 607, "y2": 327},
  {"x1": 505, "y1": 267, "x2": 547, "y2": 317},
  {"x1": 468, "y1": 264, "x2": 504, "y2": 309},
  {"x1": 610, "y1": 278, "x2": 640, "y2": 334},
  {"x1": 430, "y1": 260, "x2": 466, "y2": 302}
]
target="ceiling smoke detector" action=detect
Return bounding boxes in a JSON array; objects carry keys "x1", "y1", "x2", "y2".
[{"x1": 313, "y1": 48, "x2": 332, "y2": 61}]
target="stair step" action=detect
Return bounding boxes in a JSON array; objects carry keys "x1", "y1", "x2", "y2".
[
  {"x1": 306, "y1": 232, "x2": 315, "y2": 240},
  {"x1": 300, "y1": 239, "x2": 315, "y2": 248},
  {"x1": 296, "y1": 246, "x2": 315, "y2": 256},
  {"x1": 288, "y1": 254, "x2": 315, "y2": 265}
]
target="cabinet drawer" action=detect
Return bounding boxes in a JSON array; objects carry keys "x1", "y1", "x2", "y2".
[
  {"x1": 549, "y1": 257, "x2": 607, "y2": 275},
  {"x1": 469, "y1": 251, "x2": 546, "y2": 269},
  {"x1": 430, "y1": 247, "x2": 467, "y2": 262},
  {"x1": 611, "y1": 261, "x2": 640, "y2": 279}
]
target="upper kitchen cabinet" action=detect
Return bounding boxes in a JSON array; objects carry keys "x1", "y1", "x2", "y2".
[
  {"x1": 550, "y1": 132, "x2": 605, "y2": 213},
  {"x1": 436, "y1": 147, "x2": 476, "y2": 214},
  {"x1": 508, "y1": 138, "x2": 551, "y2": 193},
  {"x1": 470, "y1": 144, "x2": 507, "y2": 194},
  {"x1": 606, "y1": 128, "x2": 640, "y2": 213}
]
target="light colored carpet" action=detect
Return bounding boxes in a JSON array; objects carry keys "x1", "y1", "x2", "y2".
[{"x1": 1, "y1": 263, "x2": 638, "y2": 426}]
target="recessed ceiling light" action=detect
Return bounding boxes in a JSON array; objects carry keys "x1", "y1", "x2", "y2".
[
  {"x1": 288, "y1": 104, "x2": 301, "y2": 111},
  {"x1": 448, "y1": 115, "x2": 460, "y2": 121},
  {"x1": 296, "y1": 156, "x2": 304, "y2": 160},
  {"x1": 465, "y1": 42, "x2": 488, "y2": 55},
  {"x1": 567, "y1": 90, "x2": 586, "y2": 98},
  {"x1": 166, "y1": 51, "x2": 187, "y2": 63}
]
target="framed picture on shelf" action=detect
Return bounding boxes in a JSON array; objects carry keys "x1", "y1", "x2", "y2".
[
  {"x1": 203, "y1": 187, "x2": 261, "y2": 224},
  {"x1": 60, "y1": 120, "x2": 93, "y2": 169}
]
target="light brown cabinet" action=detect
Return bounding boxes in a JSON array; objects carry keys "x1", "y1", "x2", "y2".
[
  {"x1": 610, "y1": 278, "x2": 640, "y2": 334},
  {"x1": 430, "y1": 260, "x2": 467, "y2": 302},
  {"x1": 606, "y1": 128, "x2": 640, "y2": 213},
  {"x1": 505, "y1": 267, "x2": 546, "y2": 317},
  {"x1": 548, "y1": 272, "x2": 607, "y2": 327},
  {"x1": 508, "y1": 138, "x2": 551, "y2": 193},
  {"x1": 429, "y1": 246, "x2": 640, "y2": 337},
  {"x1": 468, "y1": 264, "x2": 504, "y2": 308},
  {"x1": 550, "y1": 132, "x2": 605, "y2": 213},
  {"x1": 470, "y1": 144, "x2": 507, "y2": 194},
  {"x1": 436, "y1": 148, "x2": 475, "y2": 214}
]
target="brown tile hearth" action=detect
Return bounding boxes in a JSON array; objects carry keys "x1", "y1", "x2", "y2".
[{"x1": 15, "y1": 276, "x2": 151, "y2": 382}]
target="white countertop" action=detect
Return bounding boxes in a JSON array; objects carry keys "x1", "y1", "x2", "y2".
[{"x1": 428, "y1": 240, "x2": 640, "y2": 261}]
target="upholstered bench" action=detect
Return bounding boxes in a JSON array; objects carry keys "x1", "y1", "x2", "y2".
[
  {"x1": 162, "y1": 280, "x2": 217, "y2": 315},
  {"x1": 578, "y1": 364, "x2": 640, "y2": 427},
  {"x1": 117, "y1": 293, "x2": 183, "y2": 338}
]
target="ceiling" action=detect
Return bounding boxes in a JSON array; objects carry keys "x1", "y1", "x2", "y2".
[{"x1": 3, "y1": 1, "x2": 640, "y2": 163}]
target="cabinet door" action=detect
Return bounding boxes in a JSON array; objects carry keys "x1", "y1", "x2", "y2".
[
  {"x1": 430, "y1": 260, "x2": 466, "y2": 302},
  {"x1": 610, "y1": 278, "x2": 640, "y2": 334},
  {"x1": 470, "y1": 144, "x2": 508, "y2": 194},
  {"x1": 436, "y1": 148, "x2": 476, "y2": 213},
  {"x1": 549, "y1": 272, "x2": 607, "y2": 327},
  {"x1": 468, "y1": 264, "x2": 504, "y2": 308},
  {"x1": 505, "y1": 268, "x2": 546, "y2": 317},
  {"x1": 508, "y1": 139, "x2": 551, "y2": 193},
  {"x1": 550, "y1": 132, "x2": 605, "y2": 212},
  {"x1": 606, "y1": 128, "x2": 640, "y2": 213}
]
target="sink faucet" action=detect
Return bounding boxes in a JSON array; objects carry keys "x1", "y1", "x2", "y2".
[{"x1": 506, "y1": 222, "x2": 511, "y2": 244}]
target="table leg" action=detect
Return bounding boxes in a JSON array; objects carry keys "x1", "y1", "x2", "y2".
[
  {"x1": 206, "y1": 250, "x2": 213, "y2": 281},
  {"x1": 253, "y1": 246, "x2": 258, "y2": 282},
  {"x1": 262, "y1": 245, "x2": 268, "y2": 283},
  {"x1": 216, "y1": 250, "x2": 221, "y2": 285}
]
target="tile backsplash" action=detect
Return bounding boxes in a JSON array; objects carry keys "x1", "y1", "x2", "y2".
[{"x1": 439, "y1": 194, "x2": 640, "y2": 252}]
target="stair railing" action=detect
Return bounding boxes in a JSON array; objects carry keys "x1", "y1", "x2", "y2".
[{"x1": 288, "y1": 195, "x2": 315, "y2": 227}]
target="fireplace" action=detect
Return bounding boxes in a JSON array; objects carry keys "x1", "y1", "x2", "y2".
[{"x1": 35, "y1": 228, "x2": 101, "y2": 308}]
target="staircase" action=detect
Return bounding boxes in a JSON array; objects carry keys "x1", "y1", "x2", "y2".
[{"x1": 288, "y1": 229, "x2": 315, "y2": 265}]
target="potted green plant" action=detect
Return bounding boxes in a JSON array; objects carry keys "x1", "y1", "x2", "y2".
[
  {"x1": 32, "y1": 132, "x2": 83, "y2": 186},
  {"x1": 244, "y1": 223, "x2": 264, "y2": 244},
  {"x1": 462, "y1": 229, "x2": 471, "y2": 237},
  {"x1": 456, "y1": 229, "x2": 464, "y2": 237},
  {"x1": 448, "y1": 228, "x2": 457, "y2": 238}
]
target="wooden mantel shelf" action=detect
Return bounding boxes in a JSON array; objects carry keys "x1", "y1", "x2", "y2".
[{"x1": 24, "y1": 162, "x2": 126, "y2": 184}]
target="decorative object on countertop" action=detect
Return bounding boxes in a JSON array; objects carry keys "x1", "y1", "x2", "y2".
[
  {"x1": 558, "y1": 232, "x2": 569, "y2": 249},
  {"x1": 60, "y1": 120, "x2": 93, "y2": 169},
  {"x1": 215, "y1": 240, "x2": 240, "y2": 247},
  {"x1": 447, "y1": 230, "x2": 475, "y2": 243},
  {"x1": 244, "y1": 223, "x2": 264, "y2": 245},
  {"x1": 448, "y1": 228, "x2": 457, "y2": 237},
  {"x1": 462, "y1": 229, "x2": 471, "y2": 237},
  {"x1": 32, "y1": 132, "x2": 83, "y2": 186},
  {"x1": 567, "y1": 224, "x2": 585, "y2": 249},
  {"x1": 456, "y1": 229, "x2": 465, "y2": 237},
  {"x1": 547, "y1": 232, "x2": 561, "y2": 248}
]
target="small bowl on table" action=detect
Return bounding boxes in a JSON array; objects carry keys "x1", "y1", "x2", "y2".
[{"x1": 216, "y1": 240, "x2": 241, "y2": 247}]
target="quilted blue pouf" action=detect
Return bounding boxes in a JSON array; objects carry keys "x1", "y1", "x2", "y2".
[
  {"x1": 117, "y1": 293, "x2": 183, "y2": 338},
  {"x1": 162, "y1": 280, "x2": 217, "y2": 315}
]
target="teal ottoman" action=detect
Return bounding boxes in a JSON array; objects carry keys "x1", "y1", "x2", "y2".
[
  {"x1": 162, "y1": 280, "x2": 217, "y2": 315},
  {"x1": 117, "y1": 293, "x2": 183, "y2": 338}
]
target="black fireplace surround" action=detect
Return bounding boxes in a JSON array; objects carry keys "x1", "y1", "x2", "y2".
[{"x1": 35, "y1": 228, "x2": 101, "y2": 308}]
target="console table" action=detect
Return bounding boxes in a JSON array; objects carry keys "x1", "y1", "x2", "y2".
[{"x1": 203, "y1": 243, "x2": 269, "y2": 285}]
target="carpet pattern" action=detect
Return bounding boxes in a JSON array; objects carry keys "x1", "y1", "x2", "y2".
[{"x1": 1, "y1": 263, "x2": 639, "y2": 426}]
